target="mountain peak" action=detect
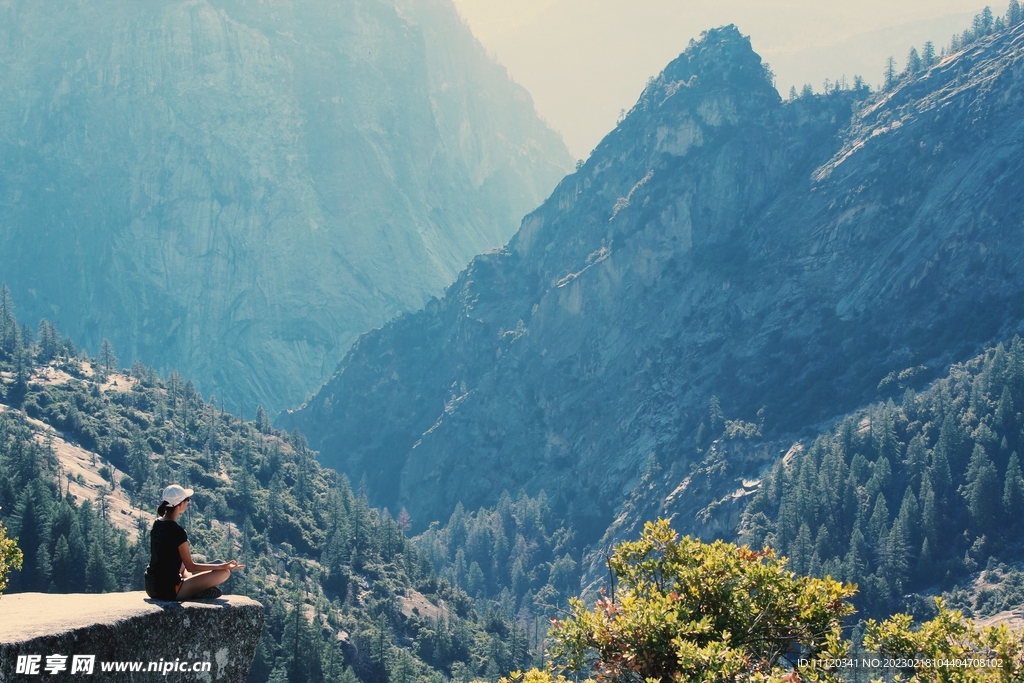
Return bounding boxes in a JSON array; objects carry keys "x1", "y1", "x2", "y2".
[
  {"x1": 603, "y1": 24, "x2": 780, "y2": 155},
  {"x1": 658, "y1": 24, "x2": 776, "y2": 98}
]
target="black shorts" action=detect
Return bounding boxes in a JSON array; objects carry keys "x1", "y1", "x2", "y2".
[{"x1": 144, "y1": 572, "x2": 181, "y2": 601}]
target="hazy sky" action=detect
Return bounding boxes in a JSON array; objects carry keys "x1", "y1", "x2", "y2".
[{"x1": 451, "y1": 0, "x2": 987, "y2": 158}]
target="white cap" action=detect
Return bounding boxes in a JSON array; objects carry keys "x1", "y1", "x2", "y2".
[{"x1": 161, "y1": 484, "x2": 194, "y2": 507}]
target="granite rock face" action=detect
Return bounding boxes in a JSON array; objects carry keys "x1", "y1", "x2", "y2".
[
  {"x1": 0, "y1": 0, "x2": 573, "y2": 413},
  {"x1": 0, "y1": 592, "x2": 263, "y2": 681},
  {"x1": 284, "y1": 24, "x2": 1024, "y2": 546}
]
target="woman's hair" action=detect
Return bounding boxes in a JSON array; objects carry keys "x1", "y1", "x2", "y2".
[{"x1": 157, "y1": 501, "x2": 173, "y2": 517}]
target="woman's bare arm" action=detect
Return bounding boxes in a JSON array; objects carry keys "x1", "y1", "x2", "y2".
[{"x1": 177, "y1": 542, "x2": 245, "y2": 573}]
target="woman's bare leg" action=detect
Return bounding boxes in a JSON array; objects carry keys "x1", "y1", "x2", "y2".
[{"x1": 176, "y1": 569, "x2": 230, "y2": 600}]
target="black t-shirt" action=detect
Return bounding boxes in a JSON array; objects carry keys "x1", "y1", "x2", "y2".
[{"x1": 147, "y1": 518, "x2": 188, "y2": 588}]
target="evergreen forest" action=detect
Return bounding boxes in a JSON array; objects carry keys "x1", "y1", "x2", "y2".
[
  {"x1": 0, "y1": 286, "x2": 581, "y2": 683},
  {"x1": 739, "y1": 340, "x2": 1024, "y2": 621}
]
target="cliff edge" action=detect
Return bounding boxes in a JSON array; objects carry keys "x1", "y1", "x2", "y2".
[{"x1": 0, "y1": 592, "x2": 263, "y2": 681}]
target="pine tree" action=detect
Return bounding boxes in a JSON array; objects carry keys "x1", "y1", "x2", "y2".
[
  {"x1": 370, "y1": 611, "x2": 392, "y2": 679},
  {"x1": 883, "y1": 519, "x2": 910, "y2": 594},
  {"x1": 850, "y1": 453, "x2": 871, "y2": 486},
  {"x1": 85, "y1": 540, "x2": 114, "y2": 593},
  {"x1": 981, "y1": 6, "x2": 994, "y2": 33},
  {"x1": 281, "y1": 590, "x2": 323, "y2": 682},
  {"x1": 930, "y1": 447, "x2": 953, "y2": 504},
  {"x1": 396, "y1": 508, "x2": 412, "y2": 535},
  {"x1": 51, "y1": 534, "x2": 73, "y2": 592},
  {"x1": 905, "y1": 46, "x2": 922, "y2": 74},
  {"x1": 0, "y1": 284, "x2": 17, "y2": 358},
  {"x1": 867, "y1": 495, "x2": 890, "y2": 564},
  {"x1": 917, "y1": 537, "x2": 934, "y2": 583},
  {"x1": 884, "y1": 56, "x2": 897, "y2": 88},
  {"x1": 738, "y1": 511, "x2": 772, "y2": 548},
  {"x1": 795, "y1": 450, "x2": 820, "y2": 527},
  {"x1": 128, "y1": 429, "x2": 153, "y2": 490},
  {"x1": 790, "y1": 523, "x2": 814, "y2": 576},
  {"x1": 392, "y1": 650, "x2": 417, "y2": 683},
  {"x1": 934, "y1": 413, "x2": 965, "y2": 477},
  {"x1": 1009, "y1": 0, "x2": 1023, "y2": 26},
  {"x1": 775, "y1": 496, "x2": 800, "y2": 550},
  {"x1": 37, "y1": 319, "x2": 61, "y2": 362},
  {"x1": 34, "y1": 543, "x2": 52, "y2": 592},
  {"x1": 255, "y1": 404, "x2": 270, "y2": 434},
  {"x1": 903, "y1": 434, "x2": 928, "y2": 492},
  {"x1": 814, "y1": 524, "x2": 832, "y2": 561},
  {"x1": 467, "y1": 561, "x2": 485, "y2": 598},
  {"x1": 111, "y1": 533, "x2": 132, "y2": 590},
  {"x1": 708, "y1": 395, "x2": 724, "y2": 436},
  {"x1": 12, "y1": 483, "x2": 51, "y2": 591},
  {"x1": 248, "y1": 630, "x2": 276, "y2": 683},
  {"x1": 66, "y1": 516, "x2": 88, "y2": 575},
  {"x1": 1003, "y1": 451, "x2": 1024, "y2": 529},
  {"x1": 917, "y1": 473, "x2": 937, "y2": 552},
  {"x1": 922, "y1": 41, "x2": 936, "y2": 67},
  {"x1": 844, "y1": 524, "x2": 868, "y2": 584},
  {"x1": 99, "y1": 338, "x2": 118, "y2": 374},
  {"x1": 896, "y1": 487, "x2": 921, "y2": 552},
  {"x1": 962, "y1": 443, "x2": 1000, "y2": 532},
  {"x1": 818, "y1": 445, "x2": 847, "y2": 523},
  {"x1": 452, "y1": 548, "x2": 467, "y2": 589},
  {"x1": 995, "y1": 385, "x2": 1014, "y2": 430},
  {"x1": 866, "y1": 455, "x2": 892, "y2": 502}
]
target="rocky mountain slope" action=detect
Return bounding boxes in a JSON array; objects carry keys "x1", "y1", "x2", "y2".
[
  {"x1": 0, "y1": 0, "x2": 573, "y2": 414},
  {"x1": 284, "y1": 23, "x2": 1024, "y2": 546}
]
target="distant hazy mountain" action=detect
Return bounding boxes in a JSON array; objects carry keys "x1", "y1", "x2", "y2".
[
  {"x1": 284, "y1": 23, "x2": 1024, "y2": 542},
  {"x1": 0, "y1": 0, "x2": 573, "y2": 413}
]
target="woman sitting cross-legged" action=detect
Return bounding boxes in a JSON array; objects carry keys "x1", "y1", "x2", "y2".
[{"x1": 144, "y1": 484, "x2": 244, "y2": 601}]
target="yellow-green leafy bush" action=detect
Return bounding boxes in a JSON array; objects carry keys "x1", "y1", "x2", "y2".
[
  {"x1": 864, "y1": 598, "x2": 1023, "y2": 682},
  {"x1": 548, "y1": 519, "x2": 856, "y2": 682}
]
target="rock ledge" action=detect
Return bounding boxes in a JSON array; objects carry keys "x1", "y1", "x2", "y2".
[{"x1": 0, "y1": 592, "x2": 263, "y2": 681}]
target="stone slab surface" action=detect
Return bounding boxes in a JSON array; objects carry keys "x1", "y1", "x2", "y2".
[{"x1": 0, "y1": 592, "x2": 264, "y2": 682}]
